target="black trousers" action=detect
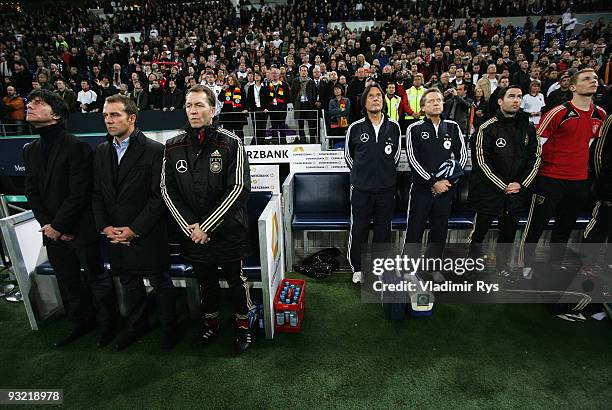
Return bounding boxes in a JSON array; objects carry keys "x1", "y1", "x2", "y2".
[
  {"x1": 269, "y1": 110, "x2": 287, "y2": 144},
  {"x1": 403, "y1": 183, "x2": 454, "y2": 260},
  {"x1": 46, "y1": 240, "x2": 116, "y2": 328},
  {"x1": 468, "y1": 212, "x2": 519, "y2": 269},
  {"x1": 118, "y1": 272, "x2": 175, "y2": 332},
  {"x1": 582, "y1": 200, "x2": 612, "y2": 265},
  {"x1": 295, "y1": 105, "x2": 317, "y2": 142},
  {"x1": 520, "y1": 176, "x2": 589, "y2": 268},
  {"x1": 253, "y1": 111, "x2": 269, "y2": 143},
  {"x1": 348, "y1": 187, "x2": 395, "y2": 273},
  {"x1": 192, "y1": 260, "x2": 252, "y2": 320}
]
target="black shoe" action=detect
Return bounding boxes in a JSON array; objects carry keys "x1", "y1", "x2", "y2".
[
  {"x1": 114, "y1": 330, "x2": 142, "y2": 351},
  {"x1": 235, "y1": 328, "x2": 253, "y2": 355},
  {"x1": 96, "y1": 326, "x2": 116, "y2": 348},
  {"x1": 199, "y1": 321, "x2": 220, "y2": 346},
  {"x1": 161, "y1": 327, "x2": 178, "y2": 351},
  {"x1": 53, "y1": 323, "x2": 95, "y2": 348}
]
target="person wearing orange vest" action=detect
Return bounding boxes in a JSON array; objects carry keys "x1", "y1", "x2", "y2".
[{"x1": 401, "y1": 73, "x2": 425, "y2": 133}]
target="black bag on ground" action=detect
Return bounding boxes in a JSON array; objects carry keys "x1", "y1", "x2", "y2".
[{"x1": 294, "y1": 248, "x2": 342, "y2": 279}]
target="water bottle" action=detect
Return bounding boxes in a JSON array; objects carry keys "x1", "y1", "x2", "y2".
[
  {"x1": 276, "y1": 311, "x2": 285, "y2": 325},
  {"x1": 289, "y1": 311, "x2": 298, "y2": 327}
]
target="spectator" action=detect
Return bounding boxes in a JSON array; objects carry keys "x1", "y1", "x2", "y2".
[
  {"x1": 2, "y1": 85, "x2": 25, "y2": 135},
  {"x1": 544, "y1": 73, "x2": 572, "y2": 112},
  {"x1": 129, "y1": 81, "x2": 148, "y2": 112},
  {"x1": 520, "y1": 80, "x2": 546, "y2": 125},
  {"x1": 384, "y1": 82, "x2": 402, "y2": 123},
  {"x1": 148, "y1": 79, "x2": 164, "y2": 111},
  {"x1": 437, "y1": 72, "x2": 455, "y2": 101},
  {"x1": 444, "y1": 83, "x2": 473, "y2": 137},
  {"x1": 202, "y1": 72, "x2": 223, "y2": 118},
  {"x1": 562, "y1": 9, "x2": 578, "y2": 38},
  {"x1": 267, "y1": 67, "x2": 291, "y2": 144},
  {"x1": 54, "y1": 79, "x2": 78, "y2": 113},
  {"x1": 245, "y1": 71, "x2": 270, "y2": 144},
  {"x1": 77, "y1": 79, "x2": 98, "y2": 113},
  {"x1": 477, "y1": 64, "x2": 500, "y2": 102},
  {"x1": 402, "y1": 73, "x2": 425, "y2": 132},
  {"x1": 512, "y1": 60, "x2": 531, "y2": 94},
  {"x1": 471, "y1": 87, "x2": 489, "y2": 136},
  {"x1": 327, "y1": 83, "x2": 350, "y2": 136},
  {"x1": 218, "y1": 74, "x2": 248, "y2": 140},
  {"x1": 346, "y1": 67, "x2": 366, "y2": 123},
  {"x1": 118, "y1": 83, "x2": 129, "y2": 97},
  {"x1": 96, "y1": 75, "x2": 119, "y2": 110},
  {"x1": 0, "y1": 53, "x2": 12, "y2": 81},
  {"x1": 488, "y1": 77, "x2": 511, "y2": 114},
  {"x1": 12, "y1": 61, "x2": 32, "y2": 95},
  {"x1": 162, "y1": 80, "x2": 185, "y2": 112},
  {"x1": 290, "y1": 65, "x2": 317, "y2": 143},
  {"x1": 37, "y1": 72, "x2": 55, "y2": 92}
]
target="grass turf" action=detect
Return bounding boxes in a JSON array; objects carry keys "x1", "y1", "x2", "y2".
[{"x1": 0, "y1": 271, "x2": 611, "y2": 409}]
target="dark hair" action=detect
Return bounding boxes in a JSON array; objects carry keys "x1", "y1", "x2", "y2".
[
  {"x1": 105, "y1": 94, "x2": 138, "y2": 117},
  {"x1": 360, "y1": 83, "x2": 386, "y2": 115},
  {"x1": 497, "y1": 84, "x2": 523, "y2": 100},
  {"x1": 186, "y1": 84, "x2": 216, "y2": 108},
  {"x1": 27, "y1": 89, "x2": 69, "y2": 121}
]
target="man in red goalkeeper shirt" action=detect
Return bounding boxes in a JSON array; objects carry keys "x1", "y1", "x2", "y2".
[{"x1": 519, "y1": 69, "x2": 606, "y2": 319}]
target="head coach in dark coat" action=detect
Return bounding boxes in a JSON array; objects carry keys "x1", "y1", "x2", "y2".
[
  {"x1": 23, "y1": 89, "x2": 117, "y2": 348},
  {"x1": 92, "y1": 94, "x2": 177, "y2": 351}
]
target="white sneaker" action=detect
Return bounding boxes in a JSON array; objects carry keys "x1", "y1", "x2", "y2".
[
  {"x1": 522, "y1": 267, "x2": 533, "y2": 279},
  {"x1": 565, "y1": 313, "x2": 586, "y2": 321},
  {"x1": 352, "y1": 271, "x2": 362, "y2": 284}
]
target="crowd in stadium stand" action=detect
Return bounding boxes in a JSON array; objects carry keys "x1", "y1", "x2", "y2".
[{"x1": 0, "y1": 0, "x2": 610, "y2": 140}]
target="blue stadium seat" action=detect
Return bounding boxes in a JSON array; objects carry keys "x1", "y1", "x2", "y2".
[
  {"x1": 292, "y1": 173, "x2": 351, "y2": 231},
  {"x1": 291, "y1": 172, "x2": 475, "y2": 231}
]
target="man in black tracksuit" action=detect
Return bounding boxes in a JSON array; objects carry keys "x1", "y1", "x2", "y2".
[
  {"x1": 583, "y1": 114, "x2": 612, "y2": 270},
  {"x1": 468, "y1": 86, "x2": 541, "y2": 277},
  {"x1": 404, "y1": 88, "x2": 467, "y2": 265},
  {"x1": 161, "y1": 85, "x2": 253, "y2": 354},
  {"x1": 344, "y1": 84, "x2": 402, "y2": 284}
]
